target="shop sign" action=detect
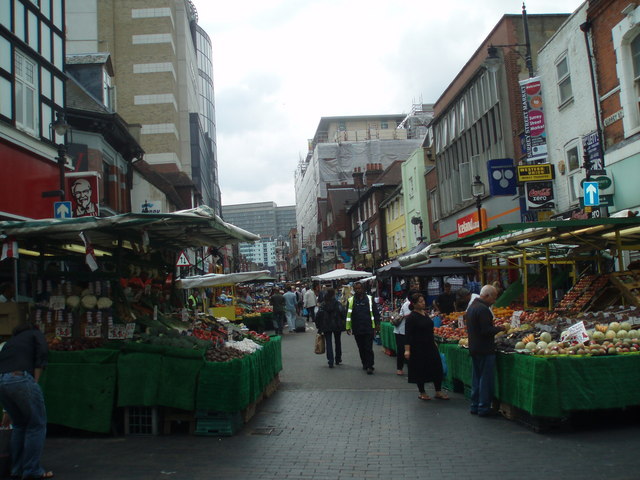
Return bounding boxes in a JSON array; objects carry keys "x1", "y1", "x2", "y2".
[
  {"x1": 456, "y1": 209, "x2": 486, "y2": 238},
  {"x1": 66, "y1": 172, "x2": 100, "y2": 217},
  {"x1": 582, "y1": 131, "x2": 603, "y2": 171},
  {"x1": 517, "y1": 163, "x2": 554, "y2": 182},
  {"x1": 322, "y1": 240, "x2": 336, "y2": 261},
  {"x1": 519, "y1": 77, "x2": 548, "y2": 163},
  {"x1": 525, "y1": 181, "x2": 555, "y2": 210},
  {"x1": 578, "y1": 174, "x2": 614, "y2": 196},
  {"x1": 141, "y1": 200, "x2": 161, "y2": 213},
  {"x1": 487, "y1": 158, "x2": 517, "y2": 195}
]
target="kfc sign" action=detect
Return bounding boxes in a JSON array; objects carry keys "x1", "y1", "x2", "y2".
[
  {"x1": 66, "y1": 172, "x2": 100, "y2": 217},
  {"x1": 456, "y1": 209, "x2": 487, "y2": 238}
]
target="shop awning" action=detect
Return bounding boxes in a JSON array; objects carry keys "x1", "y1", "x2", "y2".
[
  {"x1": 311, "y1": 268, "x2": 372, "y2": 281},
  {"x1": 176, "y1": 270, "x2": 273, "y2": 289},
  {"x1": 0, "y1": 206, "x2": 259, "y2": 251}
]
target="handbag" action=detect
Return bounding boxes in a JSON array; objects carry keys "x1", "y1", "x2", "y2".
[
  {"x1": 390, "y1": 313, "x2": 403, "y2": 327},
  {"x1": 314, "y1": 333, "x2": 325, "y2": 355}
]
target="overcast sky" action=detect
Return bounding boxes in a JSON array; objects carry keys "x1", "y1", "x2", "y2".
[{"x1": 193, "y1": 0, "x2": 584, "y2": 208}]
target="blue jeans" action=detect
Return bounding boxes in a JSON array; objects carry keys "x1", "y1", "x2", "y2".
[
  {"x1": 470, "y1": 354, "x2": 496, "y2": 415},
  {"x1": 285, "y1": 309, "x2": 297, "y2": 332},
  {"x1": 323, "y1": 331, "x2": 342, "y2": 366},
  {"x1": 0, "y1": 372, "x2": 47, "y2": 478}
]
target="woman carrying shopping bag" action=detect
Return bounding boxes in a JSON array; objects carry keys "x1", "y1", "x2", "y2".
[{"x1": 314, "y1": 288, "x2": 346, "y2": 368}]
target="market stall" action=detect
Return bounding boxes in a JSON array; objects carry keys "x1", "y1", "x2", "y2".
[{"x1": 0, "y1": 207, "x2": 283, "y2": 435}]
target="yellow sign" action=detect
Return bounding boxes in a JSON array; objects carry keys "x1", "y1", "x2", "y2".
[{"x1": 517, "y1": 164, "x2": 554, "y2": 182}]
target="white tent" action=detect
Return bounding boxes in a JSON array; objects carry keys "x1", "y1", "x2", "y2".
[
  {"x1": 311, "y1": 268, "x2": 372, "y2": 281},
  {"x1": 176, "y1": 270, "x2": 273, "y2": 289}
]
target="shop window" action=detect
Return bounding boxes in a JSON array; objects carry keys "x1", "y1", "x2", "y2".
[
  {"x1": 556, "y1": 54, "x2": 573, "y2": 106},
  {"x1": 14, "y1": 50, "x2": 38, "y2": 136},
  {"x1": 566, "y1": 143, "x2": 582, "y2": 204},
  {"x1": 632, "y1": 33, "x2": 640, "y2": 121}
]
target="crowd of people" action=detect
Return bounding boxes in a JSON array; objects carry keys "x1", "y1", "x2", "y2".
[{"x1": 276, "y1": 280, "x2": 506, "y2": 417}]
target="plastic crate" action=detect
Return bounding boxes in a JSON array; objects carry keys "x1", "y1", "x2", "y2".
[
  {"x1": 194, "y1": 411, "x2": 243, "y2": 436},
  {"x1": 124, "y1": 406, "x2": 159, "y2": 435}
]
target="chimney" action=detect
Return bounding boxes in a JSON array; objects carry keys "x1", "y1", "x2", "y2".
[
  {"x1": 364, "y1": 162, "x2": 384, "y2": 186},
  {"x1": 352, "y1": 167, "x2": 364, "y2": 189}
]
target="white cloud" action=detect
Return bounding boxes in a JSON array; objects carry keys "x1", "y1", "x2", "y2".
[{"x1": 194, "y1": 0, "x2": 584, "y2": 207}]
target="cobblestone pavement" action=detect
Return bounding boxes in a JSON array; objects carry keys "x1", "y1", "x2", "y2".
[{"x1": 42, "y1": 322, "x2": 640, "y2": 479}]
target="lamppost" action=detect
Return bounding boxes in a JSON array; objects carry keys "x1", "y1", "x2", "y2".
[
  {"x1": 483, "y1": 3, "x2": 534, "y2": 78},
  {"x1": 472, "y1": 175, "x2": 486, "y2": 231},
  {"x1": 43, "y1": 111, "x2": 70, "y2": 201}
]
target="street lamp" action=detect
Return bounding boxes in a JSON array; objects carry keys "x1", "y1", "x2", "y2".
[
  {"x1": 483, "y1": 3, "x2": 534, "y2": 78},
  {"x1": 45, "y1": 111, "x2": 70, "y2": 201},
  {"x1": 472, "y1": 175, "x2": 486, "y2": 231}
]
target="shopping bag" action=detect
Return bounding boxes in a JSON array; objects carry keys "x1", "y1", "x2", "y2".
[
  {"x1": 440, "y1": 352, "x2": 448, "y2": 377},
  {"x1": 314, "y1": 333, "x2": 325, "y2": 354}
]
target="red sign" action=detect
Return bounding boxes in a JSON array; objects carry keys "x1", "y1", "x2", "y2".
[
  {"x1": 456, "y1": 209, "x2": 487, "y2": 238},
  {"x1": 67, "y1": 173, "x2": 100, "y2": 217}
]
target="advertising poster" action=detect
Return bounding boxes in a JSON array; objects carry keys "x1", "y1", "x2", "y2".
[
  {"x1": 582, "y1": 131, "x2": 604, "y2": 172},
  {"x1": 66, "y1": 173, "x2": 100, "y2": 217},
  {"x1": 322, "y1": 240, "x2": 336, "y2": 262},
  {"x1": 525, "y1": 181, "x2": 555, "y2": 210},
  {"x1": 519, "y1": 77, "x2": 548, "y2": 163}
]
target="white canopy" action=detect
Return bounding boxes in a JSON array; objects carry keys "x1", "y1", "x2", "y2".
[
  {"x1": 176, "y1": 270, "x2": 273, "y2": 289},
  {"x1": 311, "y1": 268, "x2": 372, "y2": 281}
]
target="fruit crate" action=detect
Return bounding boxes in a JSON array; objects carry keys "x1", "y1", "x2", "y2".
[
  {"x1": 194, "y1": 411, "x2": 243, "y2": 437},
  {"x1": 124, "y1": 406, "x2": 159, "y2": 436}
]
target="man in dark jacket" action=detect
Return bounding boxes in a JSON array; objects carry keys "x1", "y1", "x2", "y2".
[
  {"x1": 466, "y1": 285, "x2": 508, "y2": 416},
  {"x1": 346, "y1": 282, "x2": 380, "y2": 374},
  {"x1": 269, "y1": 290, "x2": 286, "y2": 335}
]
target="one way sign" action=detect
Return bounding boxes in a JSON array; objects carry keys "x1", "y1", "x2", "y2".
[
  {"x1": 54, "y1": 201, "x2": 72, "y2": 219},
  {"x1": 583, "y1": 181, "x2": 600, "y2": 207}
]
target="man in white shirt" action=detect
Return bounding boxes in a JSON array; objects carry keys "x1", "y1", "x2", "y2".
[{"x1": 303, "y1": 283, "x2": 319, "y2": 323}]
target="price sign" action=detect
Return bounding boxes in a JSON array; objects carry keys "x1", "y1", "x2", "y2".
[
  {"x1": 49, "y1": 295, "x2": 66, "y2": 311},
  {"x1": 126, "y1": 323, "x2": 135, "y2": 337},
  {"x1": 182, "y1": 308, "x2": 188, "y2": 323},
  {"x1": 84, "y1": 325, "x2": 102, "y2": 338},
  {"x1": 154, "y1": 305, "x2": 158, "y2": 321},
  {"x1": 55, "y1": 324, "x2": 72, "y2": 337},
  {"x1": 108, "y1": 325, "x2": 128, "y2": 340},
  {"x1": 560, "y1": 321, "x2": 590, "y2": 345},
  {"x1": 457, "y1": 316, "x2": 465, "y2": 329},
  {"x1": 511, "y1": 311, "x2": 524, "y2": 328}
]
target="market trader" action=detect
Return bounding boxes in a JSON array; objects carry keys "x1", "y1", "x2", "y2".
[
  {"x1": 346, "y1": 281, "x2": 380, "y2": 374},
  {"x1": 466, "y1": 285, "x2": 508, "y2": 416},
  {"x1": 187, "y1": 290, "x2": 202, "y2": 312},
  {"x1": 0, "y1": 321, "x2": 52, "y2": 479},
  {"x1": 434, "y1": 282, "x2": 456, "y2": 314}
]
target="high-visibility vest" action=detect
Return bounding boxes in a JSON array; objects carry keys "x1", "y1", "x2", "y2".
[{"x1": 346, "y1": 295, "x2": 375, "y2": 330}]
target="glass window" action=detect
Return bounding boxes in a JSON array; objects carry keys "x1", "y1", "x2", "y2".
[
  {"x1": 27, "y1": 11, "x2": 38, "y2": 50},
  {"x1": 52, "y1": 0, "x2": 62, "y2": 29},
  {"x1": 0, "y1": 77, "x2": 11, "y2": 118},
  {"x1": 53, "y1": 33, "x2": 62, "y2": 69},
  {"x1": 14, "y1": 50, "x2": 38, "y2": 135},
  {"x1": 567, "y1": 145, "x2": 580, "y2": 172},
  {"x1": 40, "y1": 67, "x2": 51, "y2": 99},
  {"x1": 53, "y1": 75, "x2": 63, "y2": 106},
  {"x1": 556, "y1": 55, "x2": 573, "y2": 105},
  {"x1": 40, "y1": 23, "x2": 50, "y2": 61},
  {"x1": 633, "y1": 34, "x2": 640, "y2": 79},
  {"x1": 0, "y1": 1, "x2": 10, "y2": 29},
  {"x1": 0, "y1": 36, "x2": 10, "y2": 72},
  {"x1": 14, "y1": 1, "x2": 25, "y2": 41},
  {"x1": 41, "y1": 0, "x2": 50, "y2": 18}
]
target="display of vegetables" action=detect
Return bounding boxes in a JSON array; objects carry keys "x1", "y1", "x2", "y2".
[
  {"x1": 204, "y1": 344, "x2": 247, "y2": 362},
  {"x1": 48, "y1": 336, "x2": 105, "y2": 351}
]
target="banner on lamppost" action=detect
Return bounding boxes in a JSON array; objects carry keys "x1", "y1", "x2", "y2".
[
  {"x1": 358, "y1": 234, "x2": 368, "y2": 254},
  {"x1": 520, "y1": 77, "x2": 548, "y2": 163},
  {"x1": 301, "y1": 248, "x2": 307, "y2": 268}
]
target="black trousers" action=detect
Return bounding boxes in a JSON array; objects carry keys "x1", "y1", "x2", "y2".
[
  {"x1": 354, "y1": 333, "x2": 375, "y2": 369},
  {"x1": 394, "y1": 333, "x2": 406, "y2": 371}
]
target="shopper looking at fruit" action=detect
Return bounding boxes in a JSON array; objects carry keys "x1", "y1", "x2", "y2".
[
  {"x1": 0, "y1": 321, "x2": 52, "y2": 479},
  {"x1": 404, "y1": 293, "x2": 448, "y2": 400},
  {"x1": 466, "y1": 285, "x2": 508, "y2": 417}
]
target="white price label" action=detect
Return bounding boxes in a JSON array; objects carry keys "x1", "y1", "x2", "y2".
[
  {"x1": 49, "y1": 295, "x2": 66, "y2": 311},
  {"x1": 560, "y1": 320, "x2": 590, "y2": 345},
  {"x1": 108, "y1": 325, "x2": 128, "y2": 340},
  {"x1": 55, "y1": 325, "x2": 72, "y2": 337},
  {"x1": 126, "y1": 323, "x2": 135, "y2": 337},
  {"x1": 182, "y1": 308, "x2": 189, "y2": 323},
  {"x1": 84, "y1": 325, "x2": 102, "y2": 338},
  {"x1": 511, "y1": 311, "x2": 524, "y2": 328},
  {"x1": 457, "y1": 316, "x2": 465, "y2": 329}
]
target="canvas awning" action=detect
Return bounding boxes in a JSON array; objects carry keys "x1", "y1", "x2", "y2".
[
  {"x1": 311, "y1": 268, "x2": 372, "y2": 281},
  {"x1": 0, "y1": 205, "x2": 259, "y2": 252},
  {"x1": 176, "y1": 270, "x2": 273, "y2": 289}
]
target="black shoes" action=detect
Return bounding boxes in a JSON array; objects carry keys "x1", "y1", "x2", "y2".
[{"x1": 366, "y1": 368, "x2": 374, "y2": 375}]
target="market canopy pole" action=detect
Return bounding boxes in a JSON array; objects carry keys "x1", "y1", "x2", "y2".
[{"x1": 545, "y1": 245, "x2": 553, "y2": 311}]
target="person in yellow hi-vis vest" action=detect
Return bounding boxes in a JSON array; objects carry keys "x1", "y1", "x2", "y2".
[{"x1": 346, "y1": 281, "x2": 380, "y2": 374}]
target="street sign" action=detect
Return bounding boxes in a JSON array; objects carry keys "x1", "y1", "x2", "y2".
[
  {"x1": 176, "y1": 250, "x2": 191, "y2": 267},
  {"x1": 54, "y1": 201, "x2": 72, "y2": 219},
  {"x1": 583, "y1": 181, "x2": 600, "y2": 207}
]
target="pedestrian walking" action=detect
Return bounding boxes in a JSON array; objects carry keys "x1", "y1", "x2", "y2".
[
  {"x1": 394, "y1": 290, "x2": 416, "y2": 376},
  {"x1": 466, "y1": 285, "x2": 509, "y2": 416},
  {"x1": 314, "y1": 288, "x2": 346, "y2": 368},
  {"x1": 0, "y1": 321, "x2": 52, "y2": 479},
  {"x1": 404, "y1": 292, "x2": 448, "y2": 401},
  {"x1": 283, "y1": 286, "x2": 298, "y2": 333},
  {"x1": 269, "y1": 289, "x2": 286, "y2": 335},
  {"x1": 345, "y1": 281, "x2": 380, "y2": 374},
  {"x1": 303, "y1": 283, "x2": 319, "y2": 323}
]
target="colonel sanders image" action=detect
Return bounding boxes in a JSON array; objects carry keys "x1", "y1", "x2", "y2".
[{"x1": 71, "y1": 178, "x2": 98, "y2": 217}]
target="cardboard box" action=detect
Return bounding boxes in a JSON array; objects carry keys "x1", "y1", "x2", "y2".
[{"x1": 0, "y1": 303, "x2": 28, "y2": 335}]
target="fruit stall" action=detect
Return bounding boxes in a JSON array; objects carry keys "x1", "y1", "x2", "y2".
[
  {"x1": 0, "y1": 208, "x2": 284, "y2": 435},
  {"x1": 381, "y1": 217, "x2": 640, "y2": 427}
]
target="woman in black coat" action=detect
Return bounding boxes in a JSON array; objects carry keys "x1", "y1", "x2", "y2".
[
  {"x1": 404, "y1": 292, "x2": 448, "y2": 400},
  {"x1": 315, "y1": 288, "x2": 346, "y2": 368}
]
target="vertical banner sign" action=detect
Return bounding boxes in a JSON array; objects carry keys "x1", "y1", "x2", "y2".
[
  {"x1": 525, "y1": 181, "x2": 555, "y2": 210},
  {"x1": 520, "y1": 77, "x2": 548, "y2": 163},
  {"x1": 301, "y1": 248, "x2": 307, "y2": 268},
  {"x1": 582, "y1": 131, "x2": 603, "y2": 171}
]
